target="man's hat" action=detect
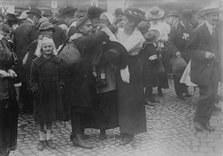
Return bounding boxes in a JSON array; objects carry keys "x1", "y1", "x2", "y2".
[
  {"x1": 121, "y1": 7, "x2": 145, "y2": 21},
  {"x1": 144, "y1": 29, "x2": 160, "y2": 44},
  {"x1": 59, "y1": 6, "x2": 77, "y2": 17},
  {"x1": 103, "y1": 41, "x2": 128, "y2": 68},
  {"x1": 42, "y1": 10, "x2": 52, "y2": 17},
  {"x1": 6, "y1": 13, "x2": 18, "y2": 23},
  {"x1": 39, "y1": 21, "x2": 55, "y2": 32},
  {"x1": 181, "y1": 9, "x2": 193, "y2": 19},
  {"x1": 147, "y1": 7, "x2": 165, "y2": 20},
  {"x1": 75, "y1": 16, "x2": 91, "y2": 30},
  {"x1": 87, "y1": 6, "x2": 104, "y2": 19},
  {"x1": 167, "y1": 10, "x2": 180, "y2": 18},
  {"x1": 27, "y1": 8, "x2": 42, "y2": 18}
]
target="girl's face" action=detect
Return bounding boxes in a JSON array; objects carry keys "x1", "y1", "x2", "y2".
[{"x1": 42, "y1": 42, "x2": 54, "y2": 56}]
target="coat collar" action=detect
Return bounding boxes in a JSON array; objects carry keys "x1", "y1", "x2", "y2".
[{"x1": 34, "y1": 55, "x2": 60, "y2": 66}]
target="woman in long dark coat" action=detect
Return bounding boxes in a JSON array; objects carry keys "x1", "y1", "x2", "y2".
[
  {"x1": 0, "y1": 28, "x2": 18, "y2": 156},
  {"x1": 102, "y1": 8, "x2": 147, "y2": 145},
  {"x1": 30, "y1": 37, "x2": 65, "y2": 151}
]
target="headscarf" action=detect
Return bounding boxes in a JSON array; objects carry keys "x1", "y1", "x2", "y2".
[{"x1": 34, "y1": 37, "x2": 57, "y2": 57}]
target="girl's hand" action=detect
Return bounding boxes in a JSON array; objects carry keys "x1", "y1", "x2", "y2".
[{"x1": 7, "y1": 69, "x2": 17, "y2": 78}]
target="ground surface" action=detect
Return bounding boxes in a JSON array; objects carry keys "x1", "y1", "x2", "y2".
[{"x1": 9, "y1": 80, "x2": 223, "y2": 156}]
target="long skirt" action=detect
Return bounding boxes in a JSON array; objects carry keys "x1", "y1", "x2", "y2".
[
  {"x1": 81, "y1": 90, "x2": 118, "y2": 130},
  {"x1": 0, "y1": 99, "x2": 18, "y2": 156},
  {"x1": 117, "y1": 55, "x2": 147, "y2": 135}
]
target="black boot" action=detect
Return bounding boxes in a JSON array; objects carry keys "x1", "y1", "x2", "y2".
[
  {"x1": 99, "y1": 130, "x2": 107, "y2": 140},
  {"x1": 158, "y1": 87, "x2": 163, "y2": 97},
  {"x1": 72, "y1": 134, "x2": 94, "y2": 149}
]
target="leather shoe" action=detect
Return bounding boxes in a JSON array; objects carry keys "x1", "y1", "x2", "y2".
[
  {"x1": 46, "y1": 140, "x2": 56, "y2": 149},
  {"x1": 37, "y1": 141, "x2": 45, "y2": 151},
  {"x1": 120, "y1": 134, "x2": 134, "y2": 146},
  {"x1": 99, "y1": 132, "x2": 107, "y2": 140},
  {"x1": 205, "y1": 123, "x2": 215, "y2": 132},
  {"x1": 158, "y1": 88, "x2": 163, "y2": 97},
  {"x1": 194, "y1": 121, "x2": 206, "y2": 132},
  {"x1": 72, "y1": 134, "x2": 94, "y2": 149},
  {"x1": 177, "y1": 95, "x2": 185, "y2": 100}
]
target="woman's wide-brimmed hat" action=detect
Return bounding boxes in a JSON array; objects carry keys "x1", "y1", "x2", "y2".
[
  {"x1": 121, "y1": 7, "x2": 145, "y2": 21},
  {"x1": 147, "y1": 7, "x2": 165, "y2": 20},
  {"x1": 144, "y1": 29, "x2": 160, "y2": 44},
  {"x1": 27, "y1": 8, "x2": 42, "y2": 18}
]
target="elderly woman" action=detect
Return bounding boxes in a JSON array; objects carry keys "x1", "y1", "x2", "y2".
[
  {"x1": 102, "y1": 7, "x2": 147, "y2": 145},
  {"x1": 0, "y1": 24, "x2": 18, "y2": 156}
]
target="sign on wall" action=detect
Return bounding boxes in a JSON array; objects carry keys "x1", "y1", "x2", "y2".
[{"x1": 0, "y1": 4, "x2": 15, "y2": 14}]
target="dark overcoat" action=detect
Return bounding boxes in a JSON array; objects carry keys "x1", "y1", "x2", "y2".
[
  {"x1": 13, "y1": 20, "x2": 38, "y2": 81},
  {"x1": 168, "y1": 22, "x2": 194, "y2": 63},
  {"x1": 186, "y1": 22, "x2": 219, "y2": 86},
  {"x1": 64, "y1": 32, "x2": 108, "y2": 111},
  {"x1": 30, "y1": 55, "x2": 65, "y2": 123}
]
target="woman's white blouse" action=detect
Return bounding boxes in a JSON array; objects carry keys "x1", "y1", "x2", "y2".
[{"x1": 116, "y1": 28, "x2": 145, "y2": 56}]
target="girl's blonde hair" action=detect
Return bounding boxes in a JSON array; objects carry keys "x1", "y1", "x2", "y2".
[{"x1": 34, "y1": 37, "x2": 57, "y2": 57}]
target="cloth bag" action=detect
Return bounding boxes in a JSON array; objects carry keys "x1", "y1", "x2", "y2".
[{"x1": 58, "y1": 41, "x2": 82, "y2": 66}]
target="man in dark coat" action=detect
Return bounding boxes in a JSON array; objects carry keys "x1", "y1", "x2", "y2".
[
  {"x1": 186, "y1": 7, "x2": 220, "y2": 132},
  {"x1": 13, "y1": 8, "x2": 41, "y2": 113},
  {"x1": 64, "y1": 17, "x2": 109, "y2": 149},
  {"x1": 168, "y1": 10, "x2": 195, "y2": 99}
]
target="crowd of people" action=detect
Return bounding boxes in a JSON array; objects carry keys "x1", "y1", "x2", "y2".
[{"x1": 0, "y1": 4, "x2": 222, "y2": 156}]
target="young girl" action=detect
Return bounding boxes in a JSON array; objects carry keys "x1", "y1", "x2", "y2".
[{"x1": 30, "y1": 37, "x2": 65, "y2": 151}]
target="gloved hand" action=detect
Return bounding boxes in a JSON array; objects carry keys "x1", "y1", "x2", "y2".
[{"x1": 120, "y1": 65, "x2": 130, "y2": 83}]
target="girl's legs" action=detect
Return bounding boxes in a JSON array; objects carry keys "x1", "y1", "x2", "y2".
[
  {"x1": 45, "y1": 122, "x2": 56, "y2": 149},
  {"x1": 99, "y1": 129, "x2": 107, "y2": 140},
  {"x1": 37, "y1": 122, "x2": 45, "y2": 151}
]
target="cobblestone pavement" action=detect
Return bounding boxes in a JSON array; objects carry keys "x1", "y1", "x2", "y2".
[{"x1": 9, "y1": 80, "x2": 223, "y2": 156}]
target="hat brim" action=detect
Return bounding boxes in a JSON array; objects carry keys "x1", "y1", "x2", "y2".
[
  {"x1": 27, "y1": 12, "x2": 41, "y2": 18},
  {"x1": 104, "y1": 41, "x2": 128, "y2": 68},
  {"x1": 148, "y1": 9, "x2": 165, "y2": 20},
  {"x1": 40, "y1": 27, "x2": 55, "y2": 32},
  {"x1": 121, "y1": 12, "x2": 145, "y2": 21}
]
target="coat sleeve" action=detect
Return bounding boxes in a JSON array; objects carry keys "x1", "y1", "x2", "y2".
[
  {"x1": 186, "y1": 29, "x2": 206, "y2": 61},
  {"x1": 30, "y1": 61, "x2": 39, "y2": 93},
  {"x1": 168, "y1": 28, "x2": 179, "y2": 56}
]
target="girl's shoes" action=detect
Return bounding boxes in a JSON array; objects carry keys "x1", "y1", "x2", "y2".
[
  {"x1": 46, "y1": 140, "x2": 56, "y2": 149},
  {"x1": 37, "y1": 140, "x2": 56, "y2": 151},
  {"x1": 37, "y1": 141, "x2": 45, "y2": 151}
]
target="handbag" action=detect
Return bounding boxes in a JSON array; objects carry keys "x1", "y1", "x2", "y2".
[{"x1": 58, "y1": 40, "x2": 82, "y2": 66}]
